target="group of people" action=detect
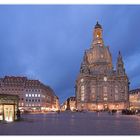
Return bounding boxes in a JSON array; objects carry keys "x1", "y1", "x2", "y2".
[{"x1": 108, "y1": 109, "x2": 117, "y2": 115}]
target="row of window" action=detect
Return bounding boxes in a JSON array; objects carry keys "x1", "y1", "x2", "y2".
[
  {"x1": 25, "y1": 104, "x2": 41, "y2": 107},
  {"x1": 80, "y1": 95, "x2": 125, "y2": 101},
  {"x1": 0, "y1": 88, "x2": 41, "y2": 92},
  {"x1": 26, "y1": 99, "x2": 40, "y2": 102},
  {"x1": 25, "y1": 89, "x2": 41, "y2": 92},
  {"x1": 1, "y1": 88, "x2": 24, "y2": 91},
  {"x1": 81, "y1": 86, "x2": 120, "y2": 94},
  {"x1": 26, "y1": 94, "x2": 40, "y2": 97}
]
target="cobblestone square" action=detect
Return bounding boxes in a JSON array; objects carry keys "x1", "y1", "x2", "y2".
[{"x1": 0, "y1": 112, "x2": 140, "y2": 135}]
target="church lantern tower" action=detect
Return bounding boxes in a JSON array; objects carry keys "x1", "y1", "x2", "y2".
[{"x1": 93, "y1": 21, "x2": 104, "y2": 47}]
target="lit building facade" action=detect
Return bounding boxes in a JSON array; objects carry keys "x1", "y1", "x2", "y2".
[
  {"x1": 129, "y1": 88, "x2": 140, "y2": 110},
  {"x1": 75, "y1": 22, "x2": 129, "y2": 111},
  {"x1": 52, "y1": 95, "x2": 60, "y2": 111},
  {"x1": 0, "y1": 76, "x2": 59, "y2": 112}
]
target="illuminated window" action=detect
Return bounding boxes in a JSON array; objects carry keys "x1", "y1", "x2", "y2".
[
  {"x1": 35, "y1": 94, "x2": 37, "y2": 97},
  {"x1": 25, "y1": 94, "x2": 28, "y2": 97},
  {"x1": 80, "y1": 78, "x2": 84, "y2": 83},
  {"x1": 104, "y1": 97, "x2": 108, "y2": 101},
  {"x1": 42, "y1": 95, "x2": 45, "y2": 98},
  {"x1": 97, "y1": 35, "x2": 99, "y2": 37},
  {"x1": 29, "y1": 94, "x2": 31, "y2": 97},
  {"x1": 38, "y1": 94, "x2": 40, "y2": 97},
  {"x1": 32, "y1": 94, "x2": 34, "y2": 97},
  {"x1": 81, "y1": 85, "x2": 85, "y2": 94},
  {"x1": 81, "y1": 95, "x2": 84, "y2": 101},
  {"x1": 81, "y1": 85, "x2": 85, "y2": 101}
]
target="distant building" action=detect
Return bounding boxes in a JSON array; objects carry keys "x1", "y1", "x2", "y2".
[
  {"x1": 0, "y1": 76, "x2": 60, "y2": 112},
  {"x1": 75, "y1": 22, "x2": 129, "y2": 111},
  {"x1": 61, "y1": 97, "x2": 76, "y2": 111},
  {"x1": 0, "y1": 94, "x2": 19, "y2": 122},
  {"x1": 61, "y1": 100, "x2": 67, "y2": 111},
  {"x1": 52, "y1": 94, "x2": 60, "y2": 111},
  {"x1": 129, "y1": 88, "x2": 140, "y2": 110}
]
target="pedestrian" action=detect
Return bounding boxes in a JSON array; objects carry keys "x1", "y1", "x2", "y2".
[{"x1": 16, "y1": 109, "x2": 21, "y2": 121}]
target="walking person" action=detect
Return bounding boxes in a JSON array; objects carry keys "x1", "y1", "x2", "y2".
[{"x1": 16, "y1": 109, "x2": 21, "y2": 121}]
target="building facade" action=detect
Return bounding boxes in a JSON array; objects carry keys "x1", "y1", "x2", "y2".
[
  {"x1": 75, "y1": 22, "x2": 129, "y2": 111},
  {"x1": 129, "y1": 88, "x2": 140, "y2": 110},
  {"x1": 0, "y1": 76, "x2": 60, "y2": 112}
]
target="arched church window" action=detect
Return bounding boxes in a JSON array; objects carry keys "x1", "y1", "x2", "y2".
[
  {"x1": 103, "y1": 86, "x2": 107, "y2": 93},
  {"x1": 115, "y1": 95, "x2": 119, "y2": 101},
  {"x1": 91, "y1": 87, "x2": 95, "y2": 93},
  {"x1": 115, "y1": 86, "x2": 118, "y2": 93},
  {"x1": 81, "y1": 85, "x2": 85, "y2": 101}
]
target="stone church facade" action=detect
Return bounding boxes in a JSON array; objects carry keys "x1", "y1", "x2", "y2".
[{"x1": 75, "y1": 22, "x2": 129, "y2": 111}]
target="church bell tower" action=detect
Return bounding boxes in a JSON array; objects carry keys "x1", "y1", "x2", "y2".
[{"x1": 116, "y1": 51, "x2": 125, "y2": 75}]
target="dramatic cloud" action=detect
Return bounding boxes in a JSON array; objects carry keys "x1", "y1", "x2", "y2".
[{"x1": 0, "y1": 5, "x2": 140, "y2": 103}]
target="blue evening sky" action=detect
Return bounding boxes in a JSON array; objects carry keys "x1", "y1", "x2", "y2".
[{"x1": 0, "y1": 5, "x2": 140, "y2": 103}]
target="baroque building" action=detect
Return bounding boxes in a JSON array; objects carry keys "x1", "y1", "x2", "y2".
[
  {"x1": 0, "y1": 76, "x2": 60, "y2": 112},
  {"x1": 75, "y1": 22, "x2": 129, "y2": 111},
  {"x1": 129, "y1": 88, "x2": 140, "y2": 110}
]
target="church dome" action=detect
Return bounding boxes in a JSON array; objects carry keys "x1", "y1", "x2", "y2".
[
  {"x1": 86, "y1": 45, "x2": 112, "y2": 68},
  {"x1": 94, "y1": 21, "x2": 102, "y2": 29}
]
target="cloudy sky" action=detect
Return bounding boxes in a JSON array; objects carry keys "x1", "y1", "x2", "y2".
[{"x1": 0, "y1": 5, "x2": 140, "y2": 103}]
